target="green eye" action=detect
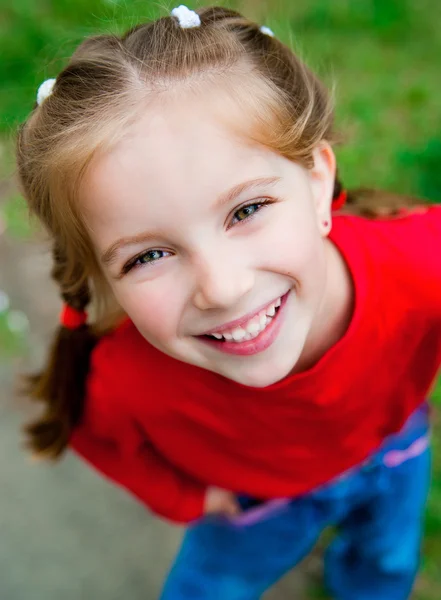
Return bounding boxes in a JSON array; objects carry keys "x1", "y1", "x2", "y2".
[
  {"x1": 122, "y1": 249, "x2": 170, "y2": 274},
  {"x1": 138, "y1": 250, "x2": 164, "y2": 264},
  {"x1": 232, "y1": 202, "x2": 263, "y2": 225}
]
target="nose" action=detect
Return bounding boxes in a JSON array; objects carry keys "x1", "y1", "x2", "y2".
[{"x1": 191, "y1": 251, "x2": 255, "y2": 311}]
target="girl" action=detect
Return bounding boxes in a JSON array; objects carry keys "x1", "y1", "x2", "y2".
[{"x1": 16, "y1": 5, "x2": 441, "y2": 599}]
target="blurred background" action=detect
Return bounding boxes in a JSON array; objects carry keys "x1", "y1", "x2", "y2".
[{"x1": 0, "y1": 1, "x2": 440, "y2": 598}]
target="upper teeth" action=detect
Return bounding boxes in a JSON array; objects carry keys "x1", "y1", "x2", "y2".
[{"x1": 209, "y1": 296, "x2": 282, "y2": 343}]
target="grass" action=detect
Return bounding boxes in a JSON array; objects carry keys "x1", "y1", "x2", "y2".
[
  {"x1": 421, "y1": 382, "x2": 441, "y2": 597},
  {"x1": 2, "y1": 1, "x2": 441, "y2": 197},
  {"x1": 1, "y1": 0, "x2": 441, "y2": 597}
]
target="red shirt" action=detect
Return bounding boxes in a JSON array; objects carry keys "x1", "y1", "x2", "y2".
[{"x1": 71, "y1": 206, "x2": 441, "y2": 523}]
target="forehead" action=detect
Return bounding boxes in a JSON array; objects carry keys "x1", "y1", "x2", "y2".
[{"x1": 80, "y1": 86, "x2": 283, "y2": 225}]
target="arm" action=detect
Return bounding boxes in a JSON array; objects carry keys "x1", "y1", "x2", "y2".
[
  {"x1": 70, "y1": 415, "x2": 206, "y2": 524},
  {"x1": 71, "y1": 328, "x2": 239, "y2": 523},
  {"x1": 71, "y1": 421, "x2": 241, "y2": 522}
]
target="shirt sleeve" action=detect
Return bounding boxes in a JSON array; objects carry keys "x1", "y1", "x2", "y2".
[
  {"x1": 69, "y1": 338, "x2": 206, "y2": 524},
  {"x1": 70, "y1": 416, "x2": 206, "y2": 523}
]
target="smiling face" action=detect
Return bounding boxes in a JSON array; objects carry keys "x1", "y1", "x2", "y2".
[{"x1": 80, "y1": 85, "x2": 339, "y2": 387}]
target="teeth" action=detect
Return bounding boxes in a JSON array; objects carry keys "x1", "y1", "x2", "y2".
[
  {"x1": 232, "y1": 327, "x2": 247, "y2": 341},
  {"x1": 207, "y1": 296, "x2": 283, "y2": 342},
  {"x1": 245, "y1": 319, "x2": 261, "y2": 335},
  {"x1": 266, "y1": 303, "x2": 276, "y2": 317}
]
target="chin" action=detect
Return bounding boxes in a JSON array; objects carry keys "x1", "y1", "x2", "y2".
[{"x1": 227, "y1": 360, "x2": 298, "y2": 388}]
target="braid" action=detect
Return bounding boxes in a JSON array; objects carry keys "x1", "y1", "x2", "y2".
[
  {"x1": 24, "y1": 242, "x2": 97, "y2": 459},
  {"x1": 331, "y1": 171, "x2": 427, "y2": 218},
  {"x1": 336, "y1": 181, "x2": 427, "y2": 218},
  {"x1": 51, "y1": 241, "x2": 90, "y2": 311}
]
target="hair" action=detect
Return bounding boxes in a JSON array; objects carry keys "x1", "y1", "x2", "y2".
[{"x1": 16, "y1": 6, "x2": 424, "y2": 459}]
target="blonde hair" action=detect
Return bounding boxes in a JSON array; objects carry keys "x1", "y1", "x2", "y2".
[{"x1": 16, "y1": 6, "x2": 394, "y2": 458}]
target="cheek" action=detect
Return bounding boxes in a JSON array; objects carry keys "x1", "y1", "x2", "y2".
[
  {"x1": 113, "y1": 278, "x2": 185, "y2": 343},
  {"x1": 255, "y1": 208, "x2": 323, "y2": 276}
]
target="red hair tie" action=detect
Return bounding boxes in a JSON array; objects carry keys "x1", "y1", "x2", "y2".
[
  {"x1": 60, "y1": 304, "x2": 88, "y2": 329},
  {"x1": 332, "y1": 189, "x2": 347, "y2": 211}
]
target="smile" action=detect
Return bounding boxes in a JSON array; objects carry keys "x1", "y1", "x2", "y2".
[
  {"x1": 198, "y1": 291, "x2": 290, "y2": 357},
  {"x1": 207, "y1": 297, "x2": 282, "y2": 342}
]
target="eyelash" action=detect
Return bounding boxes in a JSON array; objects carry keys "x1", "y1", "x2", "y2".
[
  {"x1": 228, "y1": 198, "x2": 271, "y2": 228},
  {"x1": 121, "y1": 199, "x2": 272, "y2": 274}
]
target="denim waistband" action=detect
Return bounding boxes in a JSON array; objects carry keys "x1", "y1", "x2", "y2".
[
  {"x1": 233, "y1": 402, "x2": 431, "y2": 525},
  {"x1": 367, "y1": 401, "x2": 430, "y2": 469}
]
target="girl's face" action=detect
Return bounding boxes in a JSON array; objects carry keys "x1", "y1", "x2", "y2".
[{"x1": 81, "y1": 91, "x2": 339, "y2": 387}]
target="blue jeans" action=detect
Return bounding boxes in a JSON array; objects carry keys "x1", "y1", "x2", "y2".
[{"x1": 160, "y1": 404, "x2": 431, "y2": 600}]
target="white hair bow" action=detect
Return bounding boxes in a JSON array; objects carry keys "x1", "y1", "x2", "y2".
[
  {"x1": 36, "y1": 78, "x2": 56, "y2": 106},
  {"x1": 171, "y1": 5, "x2": 201, "y2": 29}
]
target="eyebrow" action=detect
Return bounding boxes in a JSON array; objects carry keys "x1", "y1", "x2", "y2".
[
  {"x1": 214, "y1": 175, "x2": 281, "y2": 209},
  {"x1": 101, "y1": 175, "x2": 281, "y2": 268}
]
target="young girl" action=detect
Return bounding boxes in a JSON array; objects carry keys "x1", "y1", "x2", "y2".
[{"x1": 16, "y1": 5, "x2": 440, "y2": 599}]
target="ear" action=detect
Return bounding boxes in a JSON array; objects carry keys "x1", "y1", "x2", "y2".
[{"x1": 308, "y1": 142, "x2": 336, "y2": 238}]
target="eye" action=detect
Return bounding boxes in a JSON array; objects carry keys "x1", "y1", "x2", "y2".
[
  {"x1": 229, "y1": 199, "x2": 271, "y2": 227},
  {"x1": 122, "y1": 249, "x2": 171, "y2": 274}
]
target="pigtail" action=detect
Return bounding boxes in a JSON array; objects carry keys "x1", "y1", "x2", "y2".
[
  {"x1": 25, "y1": 242, "x2": 98, "y2": 459},
  {"x1": 333, "y1": 174, "x2": 426, "y2": 219},
  {"x1": 345, "y1": 187, "x2": 427, "y2": 218}
]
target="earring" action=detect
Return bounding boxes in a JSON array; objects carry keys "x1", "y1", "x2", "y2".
[{"x1": 323, "y1": 220, "x2": 330, "y2": 228}]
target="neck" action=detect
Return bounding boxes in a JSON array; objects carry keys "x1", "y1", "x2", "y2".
[{"x1": 293, "y1": 237, "x2": 354, "y2": 374}]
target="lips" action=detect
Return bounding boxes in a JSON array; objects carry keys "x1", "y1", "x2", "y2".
[
  {"x1": 205, "y1": 296, "x2": 282, "y2": 343},
  {"x1": 197, "y1": 291, "x2": 290, "y2": 356}
]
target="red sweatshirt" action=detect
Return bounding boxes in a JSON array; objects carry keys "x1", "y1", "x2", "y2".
[{"x1": 71, "y1": 206, "x2": 441, "y2": 523}]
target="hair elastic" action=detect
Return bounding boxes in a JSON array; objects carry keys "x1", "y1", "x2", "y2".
[
  {"x1": 260, "y1": 26, "x2": 275, "y2": 37},
  {"x1": 332, "y1": 189, "x2": 347, "y2": 211},
  {"x1": 60, "y1": 304, "x2": 88, "y2": 330},
  {"x1": 36, "y1": 78, "x2": 56, "y2": 106},
  {"x1": 171, "y1": 5, "x2": 201, "y2": 28}
]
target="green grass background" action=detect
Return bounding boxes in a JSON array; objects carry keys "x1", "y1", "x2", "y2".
[{"x1": 0, "y1": 1, "x2": 440, "y2": 597}]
